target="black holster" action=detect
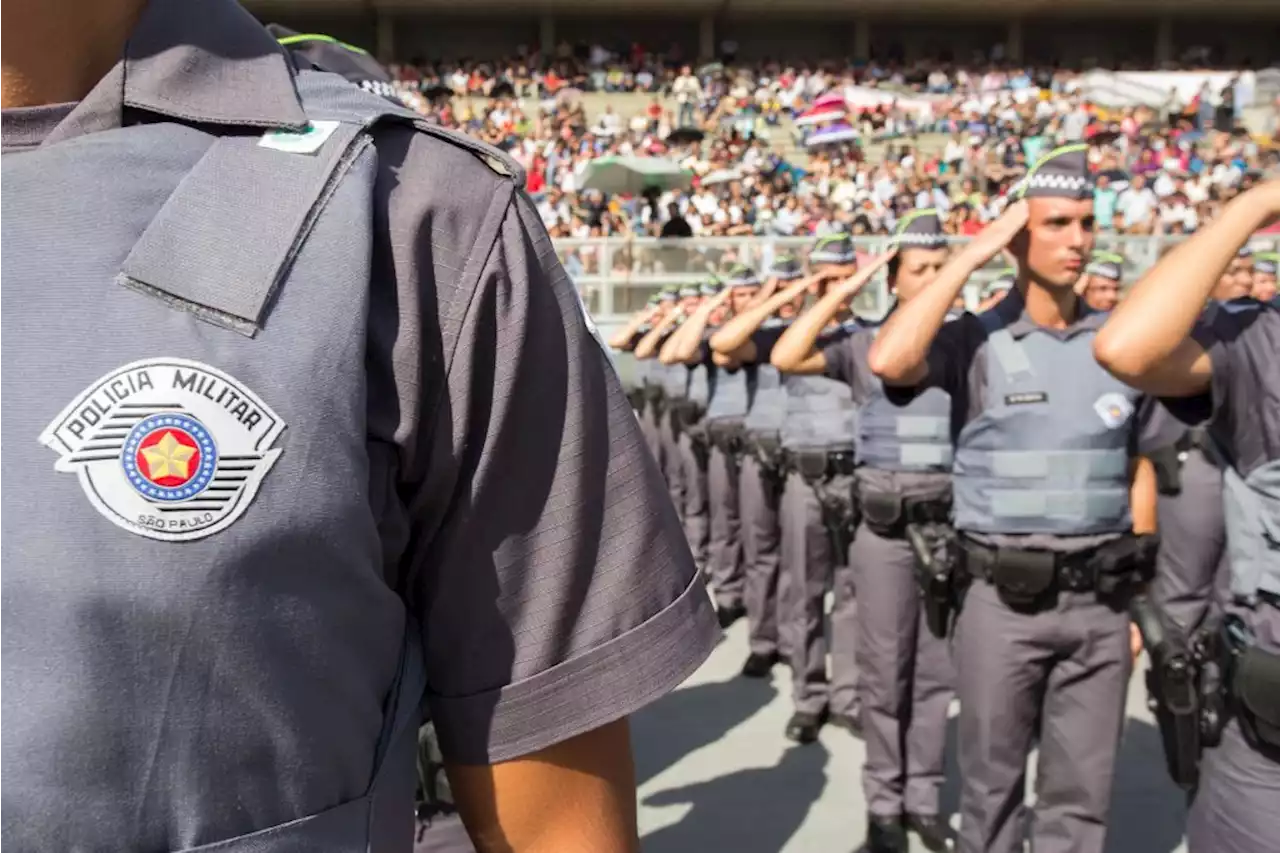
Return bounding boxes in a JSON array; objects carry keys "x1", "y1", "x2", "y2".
[
  {"x1": 1149, "y1": 444, "x2": 1183, "y2": 496},
  {"x1": 1090, "y1": 533, "x2": 1160, "y2": 601},
  {"x1": 753, "y1": 434, "x2": 787, "y2": 504},
  {"x1": 1131, "y1": 597, "x2": 1221, "y2": 789},
  {"x1": 708, "y1": 421, "x2": 745, "y2": 477},
  {"x1": 1224, "y1": 614, "x2": 1280, "y2": 758},
  {"x1": 812, "y1": 477, "x2": 858, "y2": 565},
  {"x1": 688, "y1": 426, "x2": 711, "y2": 471},
  {"x1": 626, "y1": 387, "x2": 646, "y2": 412},
  {"x1": 907, "y1": 522, "x2": 961, "y2": 638}
]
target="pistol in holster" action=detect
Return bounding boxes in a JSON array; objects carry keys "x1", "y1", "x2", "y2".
[
  {"x1": 753, "y1": 434, "x2": 787, "y2": 503},
  {"x1": 1131, "y1": 597, "x2": 1228, "y2": 790},
  {"x1": 812, "y1": 478, "x2": 858, "y2": 565},
  {"x1": 688, "y1": 426, "x2": 711, "y2": 471},
  {"x1": 906, "y1": 521, "x2": 961, "y2": 639}
]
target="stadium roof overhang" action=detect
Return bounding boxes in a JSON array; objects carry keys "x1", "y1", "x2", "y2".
[{"x1": 248, "y1": 0, "x2": 1276, "y2": 17}]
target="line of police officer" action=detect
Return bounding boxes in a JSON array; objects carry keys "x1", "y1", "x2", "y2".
[{"x1": 613, "y1": 147, "x2": 1279, "y2": 853}]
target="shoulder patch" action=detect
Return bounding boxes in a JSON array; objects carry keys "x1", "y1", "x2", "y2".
[
  {"x1": 40, "y1": 359, "x2": 285, "y2": 542},
  {"x1": 1093, "y1": 392, "x2": 1135, "y2": 430}
]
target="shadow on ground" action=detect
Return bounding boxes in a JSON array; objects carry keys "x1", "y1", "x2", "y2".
[
  {"x1": 631, "y1": 672, "x2": 779, "y2": 787},
  {"x1": 1106, "y1": 716, "x2": 1187, "y2": 853},
  {"x1": 641, "y1": 744, "x2": 830, "y2": 853}
]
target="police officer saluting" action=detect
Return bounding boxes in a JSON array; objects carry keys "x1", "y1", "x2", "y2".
[
  {"x1": 660, "y1": 278, "x2": 735, "y2": 616},
  {"x1": 1094, "y1": 179, "x2": 1280, "y2": 853},
  {"x1": 611, "y1": 288, "x2": 680, "y2": 465},
  {"x1": 710, "y1": 255, "x2": 808, "y2": 677},
  {"x1": 0, "y1": 1, "x2": 718, "y2": 850},
  {"x1": 771, "y1": 210, "x2": 955, "y2": 853},
  {"x1": 868, "y1": 146, "x2": 1168, "y2": 853}
]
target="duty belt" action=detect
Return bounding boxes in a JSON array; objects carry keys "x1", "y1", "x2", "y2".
[
  {"x1": 784, "y1": 449, "x2": 855, "y2": 482},
  {"x1": 707, "y1": 420, "x2": 746, "y2": 453},
  {"x1": 961, "y1": 539, "x2": 1101, "y2": 593}
]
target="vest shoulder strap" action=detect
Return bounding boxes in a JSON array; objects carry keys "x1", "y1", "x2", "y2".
[
  {"x1": 977, "y1": 307, "x2": 1035, "y2": 382},
  {"x1": 115, "y1": 70, "x2": 522, "y2": 338}
]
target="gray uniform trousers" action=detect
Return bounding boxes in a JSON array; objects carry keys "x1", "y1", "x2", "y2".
[
  {"x1": 659, "y1": 411, "x2": 685, "y2": 521},
  {"x1": 954, "y1": 580, "x2": 1131, "y2": 853},
  {"x1": 1153, "y1": 447, "x2": 1230, "y2": 633},
  {"x1": 740, "y1": 453, "x2": 784, "y2": 658},
  {"x1": 639, "y1": 399, "x2": 664, "y2": 472},
  {"x1": 779, "y1": 470, "x2": 859, "y2": 717},
  {"x1": 678, "y1": 429, "x2": 711, "y2": 576},
  {"x1": 707, "y1": 443, "x2": 745, "y2": 609},
  {"x1": 1186, "y1": 603, "x2": 1280, "y2": 853},
  {"x1": 852, "y1": 521, "x2": 954, "y2": 819}
]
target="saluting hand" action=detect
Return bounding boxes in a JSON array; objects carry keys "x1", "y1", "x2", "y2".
[
  {"x1": 961, "y1": 200, "x2": 1029, "y2": 268},
  {"x1": 835, "y1": 248, "x2": 897, "y2": 294}
]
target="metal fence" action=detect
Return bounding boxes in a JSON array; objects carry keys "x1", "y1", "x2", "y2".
[{"x1": 557, "y1": 234, "x2": 1280, "y2": 322}]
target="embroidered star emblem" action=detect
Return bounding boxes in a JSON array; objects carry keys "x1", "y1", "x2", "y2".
[{"x1": 140, "y1": 431, "x2": 196, "y2": 481}]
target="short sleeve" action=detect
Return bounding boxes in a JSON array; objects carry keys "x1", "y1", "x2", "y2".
[
  {"x1": 883, "y1": 314, "x2": 980, "y2": 405},
  {"x1": 1157, "y1": 319, "x2": 1218, "y2": 427},
  {"x1": 822, "y1": 334, "x2": 858, "y2": 385},
  {"x1": 748, "y1": 324, "x2": 790, "y2": 365},
  {"x1": 383, "y1": 141, "x2": 716, "y2": 765},
  {"x1": 1130, "y1": 395, "x2": 1188, "y2": 457}
]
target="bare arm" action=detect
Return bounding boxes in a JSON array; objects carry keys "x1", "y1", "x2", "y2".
[
  {"x1": 772, "y1": 251, "x2": 896, "y2": 375},
  {"x1": 1129, "y1": 457, "x2": 1158, "y2": 535},
  {"x1": 662, "y1": 290, "x2": 731, "y2": 365},
  {"x1": 1094, "y1": 182, "x2": 1280, "y2": 397},
  {"x1": 869, "y1": 201, "x2": 1028, "y2": 385},
  {"x1": 633, "y1": 310, "x2": 681, "y2": 360},
  {"x1": 608, "y1": 310, "x2": 653, "y2": 351},
  {"x1": 449, "y1": 718, "x2": 640, "y2": 853},
  {"x1": 709, "y1": 276, "x2": 817, "y2": 362}
]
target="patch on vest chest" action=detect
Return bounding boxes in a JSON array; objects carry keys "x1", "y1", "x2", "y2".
[
  {"x1": 40, "y1": 359, "x2": 285, "y2": 542},
  {"x1": 1093, "y1": 392, "x2": 1135, "y2": 430}
]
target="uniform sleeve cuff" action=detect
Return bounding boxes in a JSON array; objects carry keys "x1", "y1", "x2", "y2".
[{"x1": 428, "y1": 572, "x2": 718, "y2": 765}]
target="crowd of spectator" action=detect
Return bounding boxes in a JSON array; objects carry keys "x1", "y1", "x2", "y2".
[{"x1": 379, "y1": 43, "x2": 1277, "y2": 287}]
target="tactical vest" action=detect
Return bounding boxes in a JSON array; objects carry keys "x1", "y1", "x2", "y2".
[
  {"x1": 743, "y1": 364, "x2": 788, "y2": 439},
  {"x1": 857, "y1": 325, "x2": 953, "y2": 473},
  {"x1": 2, "y1": 72, "x2": 429, "y2": 851},
  {"x1": 687, "y1": 362, "x2": 712, "y2": 410},
  {"x1": 661, "y1": 360, "x2": 689, "y2": 400},
  {"x1": 780, "y1": 375, "x2": 857, "y2": 454},
  {"x1": 705, "y1": 366, "x2": 750, "y2": 424},
  {"x1": 952, "y1": 312, "x2": 1140, "y2": 535}
]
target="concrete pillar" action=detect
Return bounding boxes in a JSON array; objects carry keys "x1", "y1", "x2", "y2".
[
  {"x1": 1006, "y1": 19, "x2": 1023, "y2": 64},
  {"x1": 853, "y1": 19, "x2": 871, "y2": 63},
  {"x1": 539, "y1": 14, "x2": 556, "y2": 58},
  {"x1": 1155, "y1": 16, "x2": 1174, "y2": 67},
  {"x1": 374, "y1": 12, "x2": 395, "y2": 65},
  {"x1": 699, "y1": 14, "x2": 716, "y2": 62}
]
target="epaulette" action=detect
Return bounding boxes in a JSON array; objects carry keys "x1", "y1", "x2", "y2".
[{"x1": 407, "y1": 121, "x2": 526, "y2": 183}]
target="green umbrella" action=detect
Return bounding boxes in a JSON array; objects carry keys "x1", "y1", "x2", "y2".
[{"x1": 579, "y1": 156, "x2": 694, "y2": 195}]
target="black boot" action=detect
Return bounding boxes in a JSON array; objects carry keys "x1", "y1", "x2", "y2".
[
  {"x1": 716, "y1": 601, "x2": 746, "y2": 629},
  {"x1": 783, "y1": 709, "x2": 826, "y2": 744},
  {"x1": 905, "y1": 813, "x2": 950, "y2": 852},
  {"x1": 740, "y1": 650, "x2": 779, "y2": 678},
  {"x1": 862, "y1": 814, "x2": 908, "y2": 853}
]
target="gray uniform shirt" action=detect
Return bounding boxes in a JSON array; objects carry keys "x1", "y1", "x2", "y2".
[
  {"x1": 885, "y1": 288, "x2": 1180, "y2": 551},
  {"x1": 1169, "y1": 301, "x2": 1280, "y2": 474},
  {"x1": 0, "y1": 0, "x2": 716, "y2": 847}
]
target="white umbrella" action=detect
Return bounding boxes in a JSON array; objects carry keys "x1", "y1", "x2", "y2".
[
  {"x1": 579, "y1": 156, "x2": 694, "y2": 195},
  {"x1": 701, "y1": 168, "x2": 744, "y2": 186},
  {"x1": 794, "y1": 110, "x2": 845, "y2": 127}
]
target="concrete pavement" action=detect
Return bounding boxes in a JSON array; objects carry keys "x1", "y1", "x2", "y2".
[{"x1": 633, "y1": 608, "x2": 1190, "y2": 853}]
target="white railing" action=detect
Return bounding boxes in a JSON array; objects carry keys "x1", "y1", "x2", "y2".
[{"x1": 558, "y1": 234, "x2": 1280, "y2": 323}]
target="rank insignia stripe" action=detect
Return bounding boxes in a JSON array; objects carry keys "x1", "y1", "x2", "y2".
[{"x1": 40, "y1": 358, "x2": 287, "y2": 542}]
